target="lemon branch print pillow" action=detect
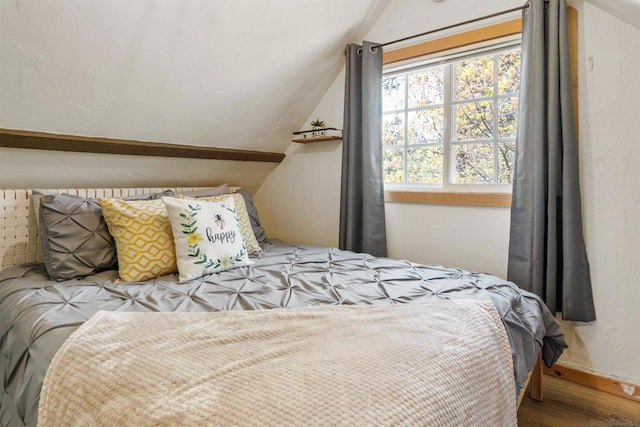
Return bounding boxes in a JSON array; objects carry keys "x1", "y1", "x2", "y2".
[
  {"x1": 177, "y1": 193, "x2": 262, "y2": 254},
  {"x1": 162, "y1": 196, "x2": 253, "y2": 282}
]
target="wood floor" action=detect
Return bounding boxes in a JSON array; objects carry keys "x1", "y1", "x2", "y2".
[{"x1": 518, "y1": 375, "x2": 640, "y2": 426}]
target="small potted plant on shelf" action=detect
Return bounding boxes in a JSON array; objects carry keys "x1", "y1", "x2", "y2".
[{"x1": 310, "y1": 118, "x2": 325, "y2": 137}]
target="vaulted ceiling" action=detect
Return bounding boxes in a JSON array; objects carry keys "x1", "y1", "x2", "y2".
[{"x1": 0, "y1": 0, "x2": 390, "y2": 154}]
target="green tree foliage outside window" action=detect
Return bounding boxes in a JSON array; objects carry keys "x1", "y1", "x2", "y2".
[{"x1": 382, "y1": 47, "x2": 521, "y2": 187}]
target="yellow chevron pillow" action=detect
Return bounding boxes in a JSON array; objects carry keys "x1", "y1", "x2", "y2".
[
  {"x1": 99, "y1": 198, "x2": 177, "y2": 282},
  {"x1": 177, "y1": 193, "x2": 262, "y2": 254}
]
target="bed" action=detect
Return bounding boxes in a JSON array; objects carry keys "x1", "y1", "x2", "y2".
[{"x1": 0, "y1": 187, "x2": 566, "y2": 426}]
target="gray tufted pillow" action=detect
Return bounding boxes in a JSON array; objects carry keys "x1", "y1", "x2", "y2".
[
  {"x1": 37, "y1": 190, "x2": 174, "y2": 281},
  {"x1": 176, "y1": 184, "x2": 230, "y2": 198},
  {"x1": 39, "y1": 193, "x2": 118, "y2": 281}
]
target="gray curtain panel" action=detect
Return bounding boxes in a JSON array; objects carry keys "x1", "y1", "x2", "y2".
[
  {"x1": 508, "y1": 0, "x2": 595, "y2": 321},
  {"x1": 340, "y1": 41, "x2": 387, "y2": 257}
]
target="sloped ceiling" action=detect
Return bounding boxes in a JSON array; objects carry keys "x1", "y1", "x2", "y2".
[{"x1": 0, "y1": 0, "x2": 389, "y2": 154}]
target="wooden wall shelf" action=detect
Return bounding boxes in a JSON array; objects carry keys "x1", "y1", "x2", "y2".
[
  {"x1": 0, "y1": 128, "x2": 285, "y2": 163},
  {"x1": 292, "y1": 127, "x2": 342, "y2": 144},
  {"x1": 292, "y1": 136, "x2": 342, "y2": 144}
]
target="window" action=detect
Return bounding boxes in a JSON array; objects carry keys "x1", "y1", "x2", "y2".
[{"x1": 382, "y1": 43, "x2": 521, "y2": 191}]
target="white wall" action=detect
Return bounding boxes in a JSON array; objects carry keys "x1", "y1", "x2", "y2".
[
  {"x1": 556, "y1": 0, "x2": 640, "y2": 385},
  {"x1": 385, "y1": 204, "x2": 511, "y2": 276},
  {"x1": 0, "y1": 147, "x2": 274, "y2": 193},
  {"x1": 255, "y1": 70, "x2": 345, "y2": 249},
  {"x1": 257, "y1": 0, "x2": 640, "y2": 385}
]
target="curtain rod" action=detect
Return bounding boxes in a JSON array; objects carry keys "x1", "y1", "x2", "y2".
[{"x1": 372, "y1": 2, "x2": 530, "y2": 50}]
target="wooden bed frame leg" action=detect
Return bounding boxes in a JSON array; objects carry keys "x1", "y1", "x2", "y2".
[{"x1": 531, "y1": 351, "x2": 544, "y2": 401}]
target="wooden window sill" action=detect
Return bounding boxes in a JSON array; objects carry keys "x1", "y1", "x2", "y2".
[{"x1": 384, "y1": 190, "x2": 512, "y2": 207}]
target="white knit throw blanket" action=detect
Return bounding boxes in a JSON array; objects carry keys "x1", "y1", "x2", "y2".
[{"x1": 38, "y1": 301, "x2": 517, "y2": 426}]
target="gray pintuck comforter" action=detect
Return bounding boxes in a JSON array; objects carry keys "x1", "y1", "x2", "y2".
[{"x1": 0, "y1": 241, "x2": 567, "y2": 426}]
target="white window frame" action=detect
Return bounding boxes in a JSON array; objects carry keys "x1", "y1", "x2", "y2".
[{"x1": 382, "y1": 36, "x2": 521, "y2": 194}]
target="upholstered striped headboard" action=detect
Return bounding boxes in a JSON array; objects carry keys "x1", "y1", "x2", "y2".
[{"x1": 0, "y1": 187, "x2": 215, "y2": 270}]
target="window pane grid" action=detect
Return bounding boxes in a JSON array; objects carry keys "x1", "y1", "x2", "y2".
[
  {"x1": 403, "y1": 74, "x2": 409, "y2": 183},
  {"x1": 404, "y1": 143, "x2": 443, "y2": 147},
  {"x1": 451, "y1": 93, "x2": 516, "y2": 105},
  {"x1": 444, "y1": 63, "x2": 453, "y2": 185},
  {"x1": 493, "y1": 56, "x2": 500, "y2": 185},
  {"x1": 406, "y1": 104, "x2": 445, "y2": 112},
  {"x1": 382, "y1": 44, "x2": 519, "y2": 188},
  {"x1": 450, "y1": 139, "x2": 515, "y2": 145}
]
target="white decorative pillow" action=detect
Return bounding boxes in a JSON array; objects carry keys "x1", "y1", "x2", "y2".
[
  {"x1": 177, "y1": 193, "x2": 262, "y2": 254},
  {"x1": 162, "y1": 196, "x2": 253, "y2": 282}
]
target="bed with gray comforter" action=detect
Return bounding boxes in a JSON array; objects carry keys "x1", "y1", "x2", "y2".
[{"x1": 0, "y1": 240, "x2": 566, "y2": 426}]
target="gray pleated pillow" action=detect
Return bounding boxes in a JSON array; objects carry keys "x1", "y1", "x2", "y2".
[
  {"x1": 32, "y1": 189, "x2": 175, "y2": 225},
  {"x1": 177, "y1": 184, "x2": 230, "y2": 198},
  {"x1": 36, "y1": 190, "x2": 175, "y2": 280},
  {"x1": 39, "y1": 194, "x2": 118, "y2": 281}
]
